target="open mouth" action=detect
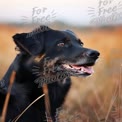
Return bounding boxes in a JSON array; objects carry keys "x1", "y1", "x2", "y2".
[{"x1": 62, "y1": 63, "x2": 95, "y2": 76}]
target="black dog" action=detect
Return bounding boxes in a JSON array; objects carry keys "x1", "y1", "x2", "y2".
[{"x1": 0, "y1": 26, "x2": 100, "y2": 122}]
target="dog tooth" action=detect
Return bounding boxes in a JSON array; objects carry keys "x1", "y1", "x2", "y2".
[{"x1": 81, "y1": 68, "x2": 84, "y2": 72}]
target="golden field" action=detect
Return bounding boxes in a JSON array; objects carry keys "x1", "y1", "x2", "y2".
[{"x1": 0, "y1": 24, "x2": 122, "y2": 122}]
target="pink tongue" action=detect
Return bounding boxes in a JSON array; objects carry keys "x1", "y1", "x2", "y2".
[
  {"x1": 83, "y1": 66, "x2": 94, "y2": 74},
  {"x1": 73, "y1": 65, "x2": 94, "y2": 74}
]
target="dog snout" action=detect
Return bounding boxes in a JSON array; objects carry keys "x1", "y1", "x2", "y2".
[{"x1": 85, "y1": 50, "x2": 100, "y2": 59}]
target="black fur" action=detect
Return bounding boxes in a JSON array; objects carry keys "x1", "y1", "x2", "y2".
[{"x1": 0, "y1": 26, "x2": 100, "y2": 122}]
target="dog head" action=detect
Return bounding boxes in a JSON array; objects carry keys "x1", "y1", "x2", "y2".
[{"x1": 13, "y1": 26, "x2": 100, "y2": 78}]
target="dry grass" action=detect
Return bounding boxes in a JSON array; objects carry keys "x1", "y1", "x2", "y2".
[{"x1": 0, "y1": 24, "x2": 122, "y2": 122}]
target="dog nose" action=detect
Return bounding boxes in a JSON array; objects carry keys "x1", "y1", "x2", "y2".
[{"x1": 85, "y1": 50, "x2": 100, "y2": 58}]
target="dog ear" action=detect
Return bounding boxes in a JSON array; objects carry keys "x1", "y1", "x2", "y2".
[{"x1": 13, "y1": 32, "x2": 44, "y2": 56}]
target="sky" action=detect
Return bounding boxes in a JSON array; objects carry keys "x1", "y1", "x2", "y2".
[{"x1": 0, "y1": 0, "x2": 122, "y2": 26}]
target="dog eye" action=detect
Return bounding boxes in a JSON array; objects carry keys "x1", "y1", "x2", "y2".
[{"x1": 57, "y1": 43, "x2": 65, "y2": 47}]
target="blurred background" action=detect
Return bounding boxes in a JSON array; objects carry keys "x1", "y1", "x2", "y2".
[{"x1": 0, "y1": 0, "x2": 122, "y2": 121}]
